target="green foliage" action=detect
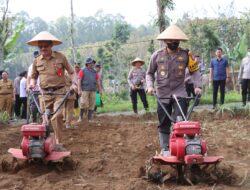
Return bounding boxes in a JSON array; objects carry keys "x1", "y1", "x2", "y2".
[
  {"x1": 4, "y1": 20, "x2": 25, "y2": 61},
  {"x1": 0, "y1": 111, "x2": 9, "y2": 124},
  {"x1": 112, "y1": 23, "x2": 131, "y2": 44},
  {"x1": 215, "y1": 104, "x2": 235, "y2": 117},
  {"x1": 147, "y1": 40, "x2": 155, "y2": 55}
]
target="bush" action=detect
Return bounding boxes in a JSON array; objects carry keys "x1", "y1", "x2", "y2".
[{"x1": 0, "y1": 111, "x2": 10, "y2": 124}]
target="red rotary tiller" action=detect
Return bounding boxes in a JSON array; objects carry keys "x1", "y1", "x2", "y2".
[
  {"x1": 151, "y1": 95, "x2": 223, "y2": 183},
  {"x1": 8, "y1": 90, "x2": 71, "y2": 161}
]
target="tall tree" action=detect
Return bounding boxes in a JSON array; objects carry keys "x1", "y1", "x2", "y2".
[
  {"x1": 0, "y1": 0, "x2": 10, "y2": 68},
  {"x1": 156, "y1": 0, "x2": 175, "y2": 32}
]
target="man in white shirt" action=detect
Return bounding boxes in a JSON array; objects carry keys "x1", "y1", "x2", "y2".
[{"x1": 20, "y1": 71, "x2": 27, "y2": 119}]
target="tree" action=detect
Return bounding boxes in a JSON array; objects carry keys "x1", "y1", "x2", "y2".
[
  {"x1": 70, "y1": 0, "x2": 76, "y2": 62},
  {"x1": 0, "y1": 0, "x2": 10, "y2": 68},
  {"x1": 112, "y1": 23, "x2": 130, "y2": 44},
  {"x1": 156, "y1": 0, "x2": 175, "y2": 32}
]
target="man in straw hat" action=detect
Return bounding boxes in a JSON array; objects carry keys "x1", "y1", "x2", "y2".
[
  {"x1": 28, "y1": 31, "x2": 76, "y2": 149},
  {"x1": 128, "y1": 57, "x2": 148, "y2": 113},
  {"x1": 146, "y1": 24, "x2": 202, "y2": 156}
]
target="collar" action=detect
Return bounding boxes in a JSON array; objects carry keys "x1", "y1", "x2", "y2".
[
  {"x1": 216, "y1": 57, "x2": 223, "y2": 61},
  {"x1": 38, "y1": 51, "x2": 56, "y2": 60}
]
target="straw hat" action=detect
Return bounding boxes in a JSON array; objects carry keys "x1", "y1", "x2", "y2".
[
  {"x1": 131, "y1": 57, "x2": 145, "y2": 66},
  {"x1": 156, "y1": 24, "x2": 189, "y2": 41},
  {"x1": 27, "y1": 31, "x2": 62, "y2": 46}
]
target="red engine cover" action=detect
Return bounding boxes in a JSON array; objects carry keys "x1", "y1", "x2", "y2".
[
  {"x1": 21, "y1": 124, "x2": 46, "y2": 137},
  {"x1": 172, "y1": 121, "x2": 201, "y2": 137}
]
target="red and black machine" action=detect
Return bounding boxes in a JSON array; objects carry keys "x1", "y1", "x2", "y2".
[
  {"x1": 8, "y1": 90, "x2": 71, "y2": 161},
  {"x1": 152, "y1": 95, "x2": 223, "y2": 182}
]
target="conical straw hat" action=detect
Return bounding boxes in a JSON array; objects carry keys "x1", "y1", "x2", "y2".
[
  {"x1": 27, "y1": 31, "x2": 62, "y2": 46},
  {"x1": 131, "y1": 57, "x2": 145, "y2": 66},
  {"x1": 156, "y1": 24, "x2": 189, "y2": 41}
]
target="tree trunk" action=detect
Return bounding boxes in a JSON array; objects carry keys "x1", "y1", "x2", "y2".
[
  {"x1": 156, "y1": 0, "x2": 166, "y2": 33},
  {"x1": 70, "y1": 0, "x2": 76, "y2": 63},
  {"x1": 0, "y1": 47, "x2": 4, "y2": 70}
]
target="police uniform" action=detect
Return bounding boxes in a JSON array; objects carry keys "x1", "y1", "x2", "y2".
[
  {"x1": 128, "y1": 58, "x2": 148, "y2": 113},
  {"x1": 146, "y1": 24, "x2": 202, "y2": 154},
  {"x1": 0, "y1": 79, "x2": 14, "y2": 117}
]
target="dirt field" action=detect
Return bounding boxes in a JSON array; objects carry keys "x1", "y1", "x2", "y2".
[{"x1": 0, "y1": 110, "x2": 250, "y2": 190}]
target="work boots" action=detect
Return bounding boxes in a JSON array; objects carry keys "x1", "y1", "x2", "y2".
[
  {"x1": 77, "y1": 109, "x2": 85, "y2": 122},
  {"x1": 88, "y1": 110, "x2": 94, "y2": 121},
  {"x1": 159, "y1": 132, "x2": 170, "y2": 157}
]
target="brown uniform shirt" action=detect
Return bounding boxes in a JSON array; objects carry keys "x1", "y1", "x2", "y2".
[
  {"x1": 146, "y1": 48, "x2": 201, "y2": 103},
  {"x1": 0, "y1": 79, "x2": 14, "y2": 95},
  {"x1": 31, "y1": 51, "x2": 74, "y2": 89}
]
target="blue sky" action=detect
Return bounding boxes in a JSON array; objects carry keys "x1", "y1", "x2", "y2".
[{"x1": 8, "y1": 0, "x2": 250, "y2": 26}]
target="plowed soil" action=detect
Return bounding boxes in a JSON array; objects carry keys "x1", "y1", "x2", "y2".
[{"x1": 0, "y1": 110, "x2": 250, "y2": 190}]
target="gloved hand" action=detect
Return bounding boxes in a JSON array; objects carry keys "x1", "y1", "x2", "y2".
[{"x1": 146, "y1": 87, "x2": 155, "y2": 95}]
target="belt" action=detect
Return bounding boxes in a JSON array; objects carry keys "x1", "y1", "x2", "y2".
[{"x1": 42, "y1": 86, "x2": 64, "y2": 92}]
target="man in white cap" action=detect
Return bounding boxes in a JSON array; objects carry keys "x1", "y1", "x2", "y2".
[
  {"x1": 28, "y1": 31, "x2": 76, "y2": 149},
  {"x1": 146, "y1": 24, "x2": 202, "y2": 156}
]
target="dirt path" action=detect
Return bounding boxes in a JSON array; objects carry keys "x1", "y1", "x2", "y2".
[{"x1": 0, "y1": 111, "x2": 249, "y2": 190}]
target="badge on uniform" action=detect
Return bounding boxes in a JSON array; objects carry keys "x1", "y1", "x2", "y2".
[
  {"x1": 177, "y1": 56, "x2": 184, "y2": 61},
  {"x1": 54, "y1": 63, "x2": 63, "y2": 77},
  {"x1": 160, "y1": 71, "x2": 166, "y2": 76}
]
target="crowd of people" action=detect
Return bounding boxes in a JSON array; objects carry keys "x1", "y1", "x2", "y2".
[{"x1": 0, "y1": 24, "x2": 250, "y2": 153}]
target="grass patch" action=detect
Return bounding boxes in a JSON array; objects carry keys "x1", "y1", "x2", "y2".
[{"x1": 96, "y1": 90, "x2": 242, "y2": 113}]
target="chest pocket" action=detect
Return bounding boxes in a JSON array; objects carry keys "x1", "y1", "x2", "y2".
[
  {"x1": 7, "y1": 84, "x2": 12, "y2": 89},
  {"x1": 175, "y1": 61, "x2": 186, "y2": 78},
  {"x1": 157, "y1": 62, "x2": 168, "y2": 79},
  {"x1": 36, "y1": 62, "x2": 45, "y2": 73}
]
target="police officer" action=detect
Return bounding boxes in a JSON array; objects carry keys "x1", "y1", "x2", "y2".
[
  {"x1": 28, "y1": 31, "x2": 76, "y2": 148},
  {"x1": 0, "y1": 71, "x2": 14, "y2": 117},
  {"x1": 146, "y1": 24, "x2": 202, "y2": 156},
  {"x1": 128, "y1": 57, "x2": 148, "y2": 113}
]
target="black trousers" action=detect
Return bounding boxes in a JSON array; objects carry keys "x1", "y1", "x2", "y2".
[
  {"x1": 241, "y1": 79, "x2": 250, "y2": 105},
  {"x1": 185, "y1": 83, "x2": 195, "y2": 97},
  {"x1": 157, "y1": 98, "x2": 188, "y2": 134},
  {"x1": 130, "y1": 88, "x2": 148, "y2": 113},
  {"x1": 20, "y1": 97, "x2": 27, "y2": 119},
  {"x1": 213, "y1": 80, "x2": 226, "y2": 106},
  {"x1": 14, "y1": 95, "x2": 21, "y2": 117},
  {"x1": 74, "y1": 94, "x2": 79, "y2": 108}
]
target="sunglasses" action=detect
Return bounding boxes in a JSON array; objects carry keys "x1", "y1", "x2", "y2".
[{"x1": 38, "y1": 44, "x2": 50, "y2": 49}]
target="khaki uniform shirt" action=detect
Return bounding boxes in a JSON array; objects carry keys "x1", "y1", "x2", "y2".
[
  {"x1": 128, "y1": 67, "x2": 146, "y2": 89},
  {"x1": 0, "y1": 79, "x2": 14, "y2": 95},
  {"x1": 31, "y1": 51, "x2": 74, "y2": 89},
  {"x1": 146, "y1": 48, "x2": 201, "y2": 103}
]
